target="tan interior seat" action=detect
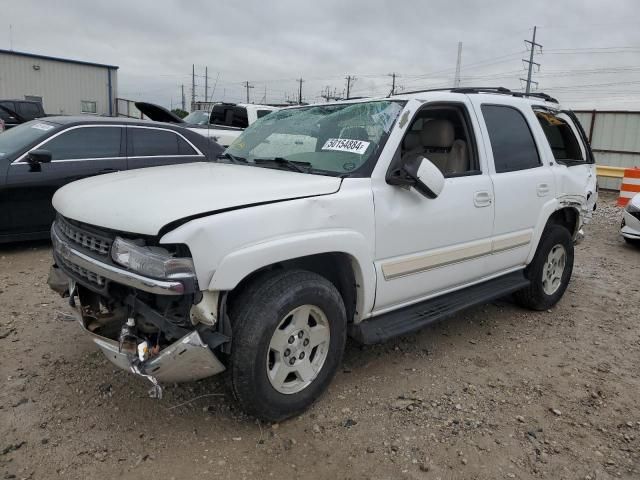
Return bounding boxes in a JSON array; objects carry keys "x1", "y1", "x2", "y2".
[
  {"x1": 402, "y1": 119, "x2": 469, "y2": 175},
  {"x1": 419, "y1": 119, "x2": 469, "y2": 175}
]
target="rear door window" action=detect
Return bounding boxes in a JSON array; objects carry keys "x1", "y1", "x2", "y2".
[
  {"x1": 481, "y1": 105, "x2": 541, "y2": 173},
  {"x1": 535, "y1": 111, "x2": 584, "y2": 163},
  {"x1": 42, "y1": 126, "x2": 122, "y2": 160},
  {"x1": 129, "y1": 128, "x2": 196, "y2": 156}
]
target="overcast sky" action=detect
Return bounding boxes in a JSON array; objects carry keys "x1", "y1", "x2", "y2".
[{"x1": 3, "y1": 0, "x2": 640, "y2": 110}]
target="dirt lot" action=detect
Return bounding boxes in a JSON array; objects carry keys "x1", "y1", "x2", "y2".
[{"x1": 1, "y1": 191, "x2": 639, "y2": 480}]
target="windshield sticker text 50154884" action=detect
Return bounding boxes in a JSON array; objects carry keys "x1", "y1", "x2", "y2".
[{"x1": 322, "y1": 138, "x2": 370, "y2": 155}]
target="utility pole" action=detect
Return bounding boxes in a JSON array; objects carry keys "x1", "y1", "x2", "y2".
[
  {"x1": 208, "y1": 72, "x2": 220, "y2": 102},
  {"x1": 388, "y1": 73, "x2": 398, "y2": 96},
  {"x1": 521, "y1": 26, "x2": 542, "y2": 95},
  {"x1": 191, "y1": 64, "x2": 196, "y2": 111},
  {"x1": 181, "y1": 84, "x2": 185, "y2": 111},
  {"x1": 204, "y1": 66, "x2": 208, "y2": 105},
  {"x1": 243, "y1": 81, "x2": 254, "y2": 103},
  {"x1": 345, "y1": 75, "x2": 355, "y2": 99},
  {"x1": 296, "y1": 78, "x2": 304, "y2": 104},
  {"x1": 454, "y1": 42, "x2": 463, "y2": 87}
]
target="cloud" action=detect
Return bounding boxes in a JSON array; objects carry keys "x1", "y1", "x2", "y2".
[{"x1": 3, "y1": 0, "x2": 640, "y2": 108}]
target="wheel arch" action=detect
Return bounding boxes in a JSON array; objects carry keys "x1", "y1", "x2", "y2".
[
  {"x1": 226, "y1": 252, "x2": 364, "y2": 324},
  {"x1": 209, "y1": 231, "x2": 376, "y2": 323},
  {"x1": 527, "y1": 201, "x2": 581, "y2": 264}
]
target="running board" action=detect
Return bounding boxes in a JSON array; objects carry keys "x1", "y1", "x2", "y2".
[{"x1": 349, "y1": 271, "x2": 529, "y2": 345}]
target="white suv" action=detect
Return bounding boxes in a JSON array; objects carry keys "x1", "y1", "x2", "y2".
[{"x1": 48, "y1": 87, "x2": 597, "y2": 421}]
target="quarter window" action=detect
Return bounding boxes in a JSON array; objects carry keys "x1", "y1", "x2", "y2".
[
  {"x1": 129, "y1": 128, "x2": 197, "y2": 156},
  {"x1": 43, "y1": 127, "x2": 122, "y2": 160},
  {"x1": 81, "y1": 101, "x2": 97, "y2": 114},
  {"x1": 231, "y1": 107, "x2": 249, "y2": 128},
  {"x1": 535, "y1": 111, "x2": 584, "y2": 162},
  {"x1": 482, "y1": 105, "x2": 540, "y2": 173}
]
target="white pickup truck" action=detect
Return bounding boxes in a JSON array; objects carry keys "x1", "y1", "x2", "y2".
[
  {"x1": 49, "y1": 87, "x2": 597, "y2": 421},
  {"x1": 135, "y1": 102, "x2": 279, "y2": 147}
]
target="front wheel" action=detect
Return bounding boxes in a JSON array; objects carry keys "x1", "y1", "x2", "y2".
[
  {"x1": 515, "y1": 224, "x2": 574, "y2": 311},
  {"x1": 229, "y1": 270, "x2": 347, "y2": 421}
]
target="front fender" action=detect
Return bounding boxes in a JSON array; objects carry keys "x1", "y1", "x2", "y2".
[
  {"x1": 159, "y1": 179, "x2": 377, "y2": 318},
  {"x1": 210, "y1": 229, "x2": 376, "y2": 318}
]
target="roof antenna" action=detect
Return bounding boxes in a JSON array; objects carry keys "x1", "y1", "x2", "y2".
[{"x1": 9, "y1": 24, "x2": 14, "y2": 51}]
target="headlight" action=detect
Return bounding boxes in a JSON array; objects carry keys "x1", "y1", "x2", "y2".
[{"x1": 111, "y1": 237, "x2": 195, "y2": 280}]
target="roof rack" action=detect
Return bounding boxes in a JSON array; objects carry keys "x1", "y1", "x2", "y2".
[
  {"x1": 390, "y1": 86, "x2": 558, "y2": 104},
  {"x1": 509, "y1": 91, "x2": 559, "y2": 103}
]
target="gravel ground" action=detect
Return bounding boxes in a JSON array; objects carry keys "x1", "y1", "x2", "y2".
[{"x1": 1, "y1": 191, "x2": 639, "y2": 480}]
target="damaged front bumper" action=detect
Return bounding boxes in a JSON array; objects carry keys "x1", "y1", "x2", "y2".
[
  {"x1": 53, "y1": 277, "x2": 227, "y2": 389},
  {"x1": 48, "y1": 219, "x2": 229, "y2": 394},
  {"x1": 88, "y1": 322, "x2": 225, "y2": 384}
]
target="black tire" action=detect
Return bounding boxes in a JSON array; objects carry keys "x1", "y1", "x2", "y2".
[
  {"x1": 514, "y1": 224, "x2": 574, "y2": 311},
  {"x1": 229, "y1": 269, "x2": 347, "y2": 421}
]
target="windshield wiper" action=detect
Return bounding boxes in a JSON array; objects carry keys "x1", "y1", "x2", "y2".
[
  {"x1": 217, "y1": 152, "x2": 247, "y2": 164},
  {"x1": 253, "y1": 157, "x2": 312, "y2": 173}
]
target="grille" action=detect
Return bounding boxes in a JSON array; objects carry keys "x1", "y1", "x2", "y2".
[
  {"x1": 58, "y1": 256, "x2": 106, "y2": 287},
  {"x1": 57, "y1": 216, "x2": 113, "y2": 256}
]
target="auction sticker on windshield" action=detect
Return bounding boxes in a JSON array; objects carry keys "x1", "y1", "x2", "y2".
[{"x1": 322, "y1": 138, "x2": 370, "y2": 155}]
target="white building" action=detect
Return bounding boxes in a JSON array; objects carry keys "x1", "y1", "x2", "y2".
[{"x1": 0, "y1": 49, "x2": 118, "y2": 116}]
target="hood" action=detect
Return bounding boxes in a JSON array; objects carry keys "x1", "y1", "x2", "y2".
[
  {"x1": 52, "y1": 163, "x2": 342, "y2": 236},
  {"x1": 135, "y1": 102, "x2": 184, "y2": 124}
]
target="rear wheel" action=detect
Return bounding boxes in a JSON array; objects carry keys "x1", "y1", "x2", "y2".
[
  {"x1": 229, "y1": 269, "x2": 346, "y2": 421},
  {"x1": 515, "y1": 225, "x2": 574, "y2": 311}
]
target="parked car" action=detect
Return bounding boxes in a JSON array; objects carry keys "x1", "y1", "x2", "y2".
[
  {"x1": 621, "y1": 192, "x2": 640, "y2": 244},
  {"x1": 135, "y1": 101, "x2": 279, "y2": 147},
  {"x1": 0, "y1": 116, "x2": 223, "y2": 243},
  {"x1": 0, "y1": 99, "x2": 46, "y2": 129},
  {"x1": 48, "y1": 87, "x2": 597, "y2": 421}
]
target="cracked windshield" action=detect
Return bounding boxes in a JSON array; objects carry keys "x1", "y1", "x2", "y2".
[{"x1": 225, "y1": 100, "x2": 405, "y2": 174}]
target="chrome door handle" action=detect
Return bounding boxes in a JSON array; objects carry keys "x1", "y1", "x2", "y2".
[
  {"x1": 537, "y1": 183, "x2": 551, "y2": 197},
  {"x1": 474, "y1": 190, "x2": 492, "y2": 207}
]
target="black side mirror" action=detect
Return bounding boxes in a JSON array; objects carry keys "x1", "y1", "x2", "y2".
[
  {"x1": 387, "y1": 167, "x2": 416, "y2": 189},
  {"x1": 27, "y1": 149, "x2": 52, "y2": 164},
  {"x1": 387, "y1": 157, "x2": 445, "y2": 199}
]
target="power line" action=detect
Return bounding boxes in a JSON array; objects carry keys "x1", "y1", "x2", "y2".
[
  {"x1": 297, "y1": 77, "x2": 304, "y2": 104},
  {"x1": 454, "y1": 42, "x2": 463, "y2": 87},
  {"x1": 320, "y1": 86, "x2": 342, "y2": 102},
  {"x1": 522, "y1": 26, "x2": 542, "y2": 95},
  {"x1": 204, "y1": 66, "x2": 208, "y2": 104},
  {"x1": 243, "y1": 81, "x2": 254, "y2": 103},
  {"x1": 345, "y1": 75, "x2": 355, "y2": 99},
  {"x1": 191, "y1": 64, "x2": 196, "y2": 110},
  {"x1": 388, "y1": 73, "x2": 399, "y2": 95}
]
